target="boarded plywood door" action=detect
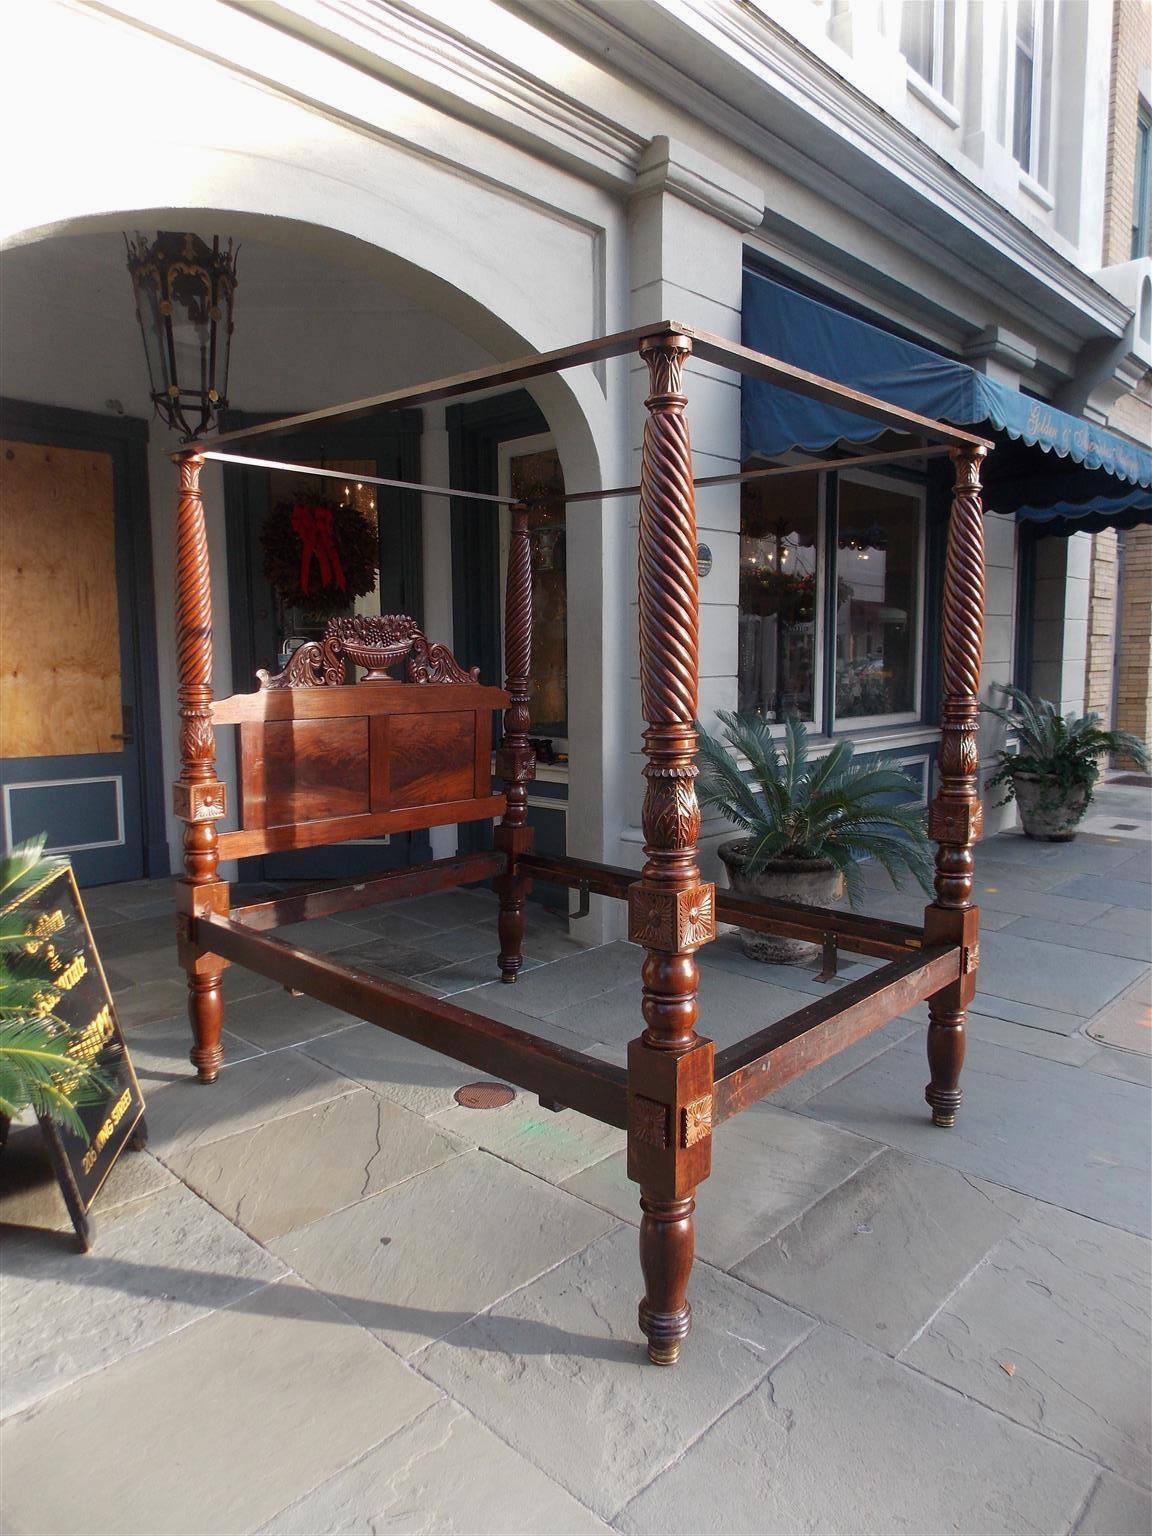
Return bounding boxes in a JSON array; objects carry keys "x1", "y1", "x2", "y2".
[{"x1": 0, "y1": 440, "x2": 122, "y2": 758}]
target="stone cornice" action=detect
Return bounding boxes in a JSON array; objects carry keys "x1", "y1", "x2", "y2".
[
  {"x1": 633, "y1": 136, "x2": 765, "y2": 231},
  {"x1": 516, "y1": 0, "x2": 1131, "y2": 343},
  {"x1": 229, "y1": 0, "x2": 646, "y2": 188}
]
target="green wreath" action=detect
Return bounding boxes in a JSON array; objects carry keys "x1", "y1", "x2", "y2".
[{"x1": 261, "y1": 494, "x2": 379, "y2": 609}]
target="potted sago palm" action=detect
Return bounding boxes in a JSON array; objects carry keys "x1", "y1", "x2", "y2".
[
  {"x1": 983, "y1": 685, "x2": 1149, "y2": 841},
  {"x1": 695, "y1": 712, "x2": 934, "y2": 963}
]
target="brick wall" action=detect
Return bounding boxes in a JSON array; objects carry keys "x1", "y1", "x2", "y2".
[
  {"x1": 1116, "y1": 525, "x2": 1152, "y2": 754},
  {"x1": 1086, "y1": 0, "x2": 1150, "y2": 745},
  {"x1": 1085, "y1": 529, "x2": 1119, "y2": 720}
]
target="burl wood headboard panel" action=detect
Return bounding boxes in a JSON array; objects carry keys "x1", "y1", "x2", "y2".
[{"x1": 209, "y1": 619, "x2": 509, "y2": 859}]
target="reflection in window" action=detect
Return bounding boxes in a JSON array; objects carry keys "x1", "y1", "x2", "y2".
[
  {"x1": 268, "y1": 459, "x2": 377, "y2": 669},
  {"x1": 1012, "y1": 0, "x2": 1046, "y2": 177},
  {"x1": 510, "y1": 448, "x2": 568, "y2": 738},
  {"x1": 900, "y1": 0, "x2": 953, "y2": 97},
  {"x1": 835, "y1": 480, "x2": 921, "y2": 721},
  {"x1": 1134, "y1": 107, "x2": 1151, "y2": 259},
  {"x1": 738, "y1": 477, "x2": 820, "y2": 720}
]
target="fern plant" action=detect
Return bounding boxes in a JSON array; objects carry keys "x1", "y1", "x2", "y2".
[
  {"x1": 0, "y1": 837, "x2": 110, "y2": 1137},
  {"x1": 694, "y1": 712, "x2": 934, "y2": 909},
  {"x1": 983, "y1": 685, "x2": 1150, "y2": 810}
]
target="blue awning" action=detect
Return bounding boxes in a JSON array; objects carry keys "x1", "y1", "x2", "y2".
[
  {"x1": 1014, "y1": 488, "x2": 1152, "y2": 534},
  {"x1": 742, "y1": 269, "x2": 1152, "y2": 489}
]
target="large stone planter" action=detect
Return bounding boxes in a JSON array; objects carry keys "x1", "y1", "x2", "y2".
[
  {"x1": 1011, "y1": 772, "x2": 1090, "y2": 841},
  {"x1": 717, "y1": 840, "x2": 844, "y2": 963}
]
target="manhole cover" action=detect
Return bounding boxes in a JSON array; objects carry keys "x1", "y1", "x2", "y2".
[
  {"x1": 454, "y1": 1081, "x2": 515, "y2": 1110},
  {"x1": 1112, "y1": 823, "x2": 1139, "y2": 831}
]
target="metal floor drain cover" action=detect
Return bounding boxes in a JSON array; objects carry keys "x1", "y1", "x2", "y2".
[
  {"x1": 1112, "y1": 823, "x2": 1139, "y2": 831},
  {"x1": 455, "y1": 1081, "x2": 515, "y2": 1109}
]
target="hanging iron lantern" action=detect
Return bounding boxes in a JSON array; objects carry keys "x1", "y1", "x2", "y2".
[{"x1": 124, "y1": 231, "x2": 238, "y2": 440}]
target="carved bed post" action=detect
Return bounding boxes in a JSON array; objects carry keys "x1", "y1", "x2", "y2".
[
  {"x1": 627, "y1": 333, "x2": 716, "y2": 1366},
  {"x1": 923, "y1": 445, "x2": 987, "y2": 1127},
  {"x1": 493, "y1": 500, "x2": 536, "y2": 982},
  {"x1": 172, "y1": 452, "x2": 230, "y2": 1083}
]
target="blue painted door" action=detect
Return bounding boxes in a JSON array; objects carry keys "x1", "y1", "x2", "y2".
[{"x1": 1, "y1": 425, "x2": 152, "y2": 885}]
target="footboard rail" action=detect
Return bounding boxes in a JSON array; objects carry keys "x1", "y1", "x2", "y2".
[
  {"x1": 194, "y1": 913, "x2": 628, "y2": 1127},
  {"x1": 711, "y1": 944, "x2": 962, "y2": 1123},
  {"x1": 518, "y1": 851, "x2": 925, "y2": 962}
]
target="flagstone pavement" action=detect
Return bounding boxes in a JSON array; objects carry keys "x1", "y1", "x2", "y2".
[{"x1": 2, "y1": 782, "x2": 1150, "y2": 1535}]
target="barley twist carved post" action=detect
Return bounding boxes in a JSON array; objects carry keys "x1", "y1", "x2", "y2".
[
  {"x1": 494, "y1": 501, "x2": 536, "y2": 982},
  {"x1": 627, "y1": 334, "x2": 716, "y2": 1366},
  {"x1": 172, "y1": 453, "x2": 230, "y2": 1083},
  {"x1": 924, "y1": 444, "x2": 987, "y2": 1127}
]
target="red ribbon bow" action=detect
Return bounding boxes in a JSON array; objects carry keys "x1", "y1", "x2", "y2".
[{"x1": 292, "y1": 502, "x2": 346, "y2": 596}]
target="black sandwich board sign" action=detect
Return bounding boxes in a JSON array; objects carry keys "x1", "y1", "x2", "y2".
[{"x1": 1, "y1": 864, "x2": 147, "y2": 1250}]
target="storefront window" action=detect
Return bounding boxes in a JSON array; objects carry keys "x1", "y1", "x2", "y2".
[
  {"x1": 738, "y1": 477, "x2": 820, "y2": 720},
  {"x1": 834, "y1": 477, "x2": 922, "y2": 721}
]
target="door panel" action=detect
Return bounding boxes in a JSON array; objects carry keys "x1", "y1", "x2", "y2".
[{"x1": 0, "y1": 428, "x2": 150, "y2": 884}]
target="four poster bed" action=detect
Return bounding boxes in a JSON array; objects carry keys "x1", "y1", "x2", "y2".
[{"x1": 172, "y1": 323, "x2": 990, "y2": 1367}]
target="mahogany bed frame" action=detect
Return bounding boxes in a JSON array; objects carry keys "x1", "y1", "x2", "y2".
[{"x1": 172, "y1": 323, "x2": 990, "y2": 1366}]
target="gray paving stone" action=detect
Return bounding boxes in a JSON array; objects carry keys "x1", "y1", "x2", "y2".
[
  {"x1": 388, "y1": 890, "x2": 499, "y2": 928},
  {"x1": 867, "y1": 890, "x2": 1018, "y2": 929},
  {"x1": 108, "y1": 976, "x2": 188, "y2": 1027},
  {"x1": 417, "y1": 1225, "x2": 813, "y2": 1522},
  {"x1": 0, "y1": 1182, "x2": 285, "y2": 1417},
  {"x1": 432, "y1": 1092, "x2": 625, "y2": 1183},
  {"x1": 260, "y1": 1398, "x2": 609, "y2": 1534},
  {"x1": 302, "y1": 1018, "x2": 495, "y2": 1117},
  {"x1": 903, "y1": 1201, "x2": 1152, "y2": 1486},
  {"x1": 0, "y1": 1280, "x2": 438, "y2": 1535},
  {"x1": 270, "y1": 1150, "x2": 614, "y2": 1357},
  {"x1": 976, "y1": 886, "x2": 1113, "y2": 923},
  {"x1": 1085, "y1": 973, "x2": 1152, "y2": 1053},
  {"x1": 764, "y1": 1016, "x2": 921, "y2": 1108},
  {"x1": 1089, "y1": 905, "x2": 1152, "y2": 936},
  {"x1": 221, "y1": 986, "x2": 361, "y2": 1050},
  {"x1": 973, "y1": 931, "x2": 1146, "y2": 1017},
  {"x1": 976, "y1": 835, "x2": 1137, "y2": 874},
  {"x1": 1074, "y1": 1473, "x2": 1152, "y2": 1536},
  {"x1": 999, "y1": 917, "x2": 1152, "y2": 962},
  {"x1": 0, "y1": 1122, "x2": 174, "y2": 1235},
  {"x1": 565, "y1": 1108, "x2": 880, "y2": 1269},
  {"x1": 801, "y1": 1036, "x2": 1152, "y2": 1236},
  {"x1": 120, "y1": 1015, "x2": 265, "y2": 1087},
  {"x1": 322, "y1": 939, "x2": 465, "y2": 980},
  {"x1": 970, "y1": 990, "x2": 1097, "y2": 1036},
  {"x1": 617, "y1": 1326, "x2": 1095, "y2": 1536},
  {"x1": 733, "y1": 1149, "x2": 1023, "y2": 1352},
  {"x1": 477, "y1": 942, "x2": 645, "y2": 1019},
  {"x1": 543, "y1": 981, "x2": 645, "y2": 1042},
  {"x1": 93, "y1": 913, "x2": 178, "y2": 960},
  {"x1": 1084, "y1": 1046, "x2": 1152, "y2": 1086},
  {"x1": 143, "y1": 1046, "x2": 357, "y2": 1158},
  {"x1": 964, "y1": 1011, "x2": 1100, "y2": 1066},
  {"x1": 331, "y1": 908, "x2": 451, "y2": 944},
  {"x1": 167, "y1": 1090, "x2": 466, "y2": 1242},
  {"x1": 418, "y1": 951, "x2": 544, "y2": 995},
  {"x1": 1055, "y1": 875, "x2": 1152, "y2": 910},
  {"x1": 271, "y1": 916, "x2": 386, "y2": 951}
]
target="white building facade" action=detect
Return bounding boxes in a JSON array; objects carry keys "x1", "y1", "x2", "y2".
[{"x1": 1, "y1": 0, "x2": 1149, "y2": 937}]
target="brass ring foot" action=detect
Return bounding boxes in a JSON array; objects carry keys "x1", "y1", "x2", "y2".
[
  {"x1": 647, "y1": 1340, "x2": 682, "y2": 1366},
  {"x1": 500, "y1": 971, "x2": 518, "y2": 984},
  {"x1": 932, "y1": 1111, "x2": 957, "y2": 1128}
]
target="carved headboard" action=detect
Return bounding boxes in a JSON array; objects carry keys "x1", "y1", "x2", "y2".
[{"x1": 212, "y1": 617, "x2": 509, "y2": 860}]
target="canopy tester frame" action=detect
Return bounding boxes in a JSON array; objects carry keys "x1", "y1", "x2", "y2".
[{"x1": 172, "y1": 321, "x2": 991, "y2": 1366}]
